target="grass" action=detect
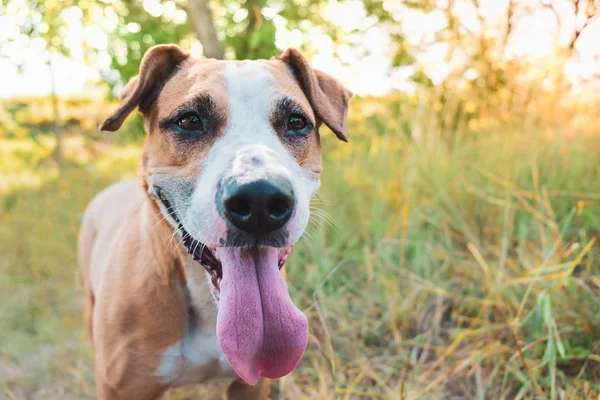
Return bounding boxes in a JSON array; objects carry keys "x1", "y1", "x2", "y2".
[{"x1": 1, "y1": 95, "x2": 600, "y2": 399}]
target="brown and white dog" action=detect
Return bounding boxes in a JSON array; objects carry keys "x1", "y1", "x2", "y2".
[{"x1": 78, "y1": 44, "x2": 352, "y2": 399}]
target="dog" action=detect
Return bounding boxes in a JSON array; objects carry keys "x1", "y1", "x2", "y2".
[{"x1": 78, "y1": 44, "x2": 352, "y2": 399}]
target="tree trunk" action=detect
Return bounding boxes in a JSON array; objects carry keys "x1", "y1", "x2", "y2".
[
  {"x1": 187, "y1": 0, "x2": 224, "y2": 59},
  {"x1": 48, "y1": 56, "x2": 63, "y2": 173}
]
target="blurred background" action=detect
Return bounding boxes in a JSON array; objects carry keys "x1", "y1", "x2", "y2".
[{"x1": 1, "y1": 0, "x2": 600, "y2": 399}]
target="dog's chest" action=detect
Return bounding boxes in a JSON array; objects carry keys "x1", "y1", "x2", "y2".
[
  {"x1": 156, "y1": 320, "x2": 235, "y2": 386},
  {"x1": 155, "y1": 274, "x2": 236, "y2": 386}
]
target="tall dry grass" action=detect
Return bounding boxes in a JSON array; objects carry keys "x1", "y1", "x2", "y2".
[{"x1": 1, "y1": 91, "x2": 599, "y2": 399}]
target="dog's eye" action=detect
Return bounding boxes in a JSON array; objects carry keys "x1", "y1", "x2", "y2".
[
  {"x1": 177, "y1": 112, "x2": 204, "y2": 132},
  {"x1": 287, "y1": 114, "x2": 307, "y2": 132}
]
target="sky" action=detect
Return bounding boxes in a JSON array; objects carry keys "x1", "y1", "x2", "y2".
[{"x1": 0, "y1": 0, "x2": 599, "y2": 98}]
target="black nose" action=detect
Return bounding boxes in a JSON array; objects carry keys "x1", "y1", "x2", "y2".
[{"x1": 222, "y1": 178, "x2": 294, "y2": 235}]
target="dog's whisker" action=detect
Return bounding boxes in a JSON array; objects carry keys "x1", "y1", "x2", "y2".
[
  {"x1": 301, "y1": 223, "x2": 317, "y2": 244},
  {"x1": 310, "y1": 206, "x2": 339, "y2": 226},
  {"x1": 309, "y1": 210, "x2": 340, "y2": 235},
  {"x1": 312, "y1": 213, "x2": 339, "y2": 232},
  {"x1": 192, "y1": 240, "x2": 200, "y2": 259},
  {"x1": 299, "y1": 233, "x2": 315, "y2": 251},
  {"x1": 174, "y1": 232, "x2": 188, "y2": 251},
  {"x1": 312, "y1": 194, "x2": 334, "y2": 205},
  {"x1": 152, "y1": 205, "x2": 175, "y2": 222},
  {"x1": 164, "y1": 226, "x2": 182, "y2": 254},
  {"x1": 130, "y1": 193, "x2": 152, "y2": 212},
  {"x1": 147, "y1": 210, "x2": 172, "y2": 235},
  {"x1": 178, "y1": 235, "x2": 188, "y2": 250}
]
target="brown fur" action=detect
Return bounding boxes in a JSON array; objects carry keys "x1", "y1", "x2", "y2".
[{"x1": 79, "y1": 44, "x2": 351, "y2": 399}]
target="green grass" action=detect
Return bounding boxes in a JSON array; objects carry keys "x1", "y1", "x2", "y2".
[{"x1": 1, "y1": 96, "x2": 600, "y2": 399}]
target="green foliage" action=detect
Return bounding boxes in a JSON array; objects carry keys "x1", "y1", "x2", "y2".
[
  {"x1": 4, "y1": 0, "x2": 98, "y2": 59},
  {"x1": 221, "y1": 0, "x2": 278, "y2": 60},
  {"x1": 3, "y1": 0, "x2": 348, "y2": 92},
  {"x1": 106, "y1": 1, "x2": 193, "y2": 87},
  {"x1": 101, "y1": 0, "x2": 346, "y2": 86}
]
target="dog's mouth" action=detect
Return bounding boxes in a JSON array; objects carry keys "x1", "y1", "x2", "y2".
[
  {"x1": 155, "y1": 188, "x2": 293, "y2": 299},
  {"x1": 154, "y1": 187, "x2": 306, "y2": 384}
]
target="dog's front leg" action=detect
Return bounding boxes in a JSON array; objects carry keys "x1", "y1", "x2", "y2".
[{"x1": 227, "y1": 378, "x2": 270, "y2": 400}]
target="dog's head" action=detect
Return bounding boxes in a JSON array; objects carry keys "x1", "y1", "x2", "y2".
[{"x1": 100, "y1": 44, "x2": 351, "y2": 385}]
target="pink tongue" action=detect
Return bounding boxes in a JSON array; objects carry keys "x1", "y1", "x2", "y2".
[{"x1": 215, "y1": 247, "x2": 308, "y2": 385}]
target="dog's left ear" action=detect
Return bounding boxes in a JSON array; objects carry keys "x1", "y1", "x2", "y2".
[
  {"x1": 278, "y1": 48, "x2": 353, "y2": 142},
  {"x1": 100, "y1": 44, "x2": 190, "y2": 132}
]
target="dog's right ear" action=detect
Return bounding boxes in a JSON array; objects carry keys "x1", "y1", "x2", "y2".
[{"x1": 99, "y1": 44, "x2": 190, "y2": 132}]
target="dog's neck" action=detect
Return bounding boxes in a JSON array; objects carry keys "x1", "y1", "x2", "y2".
[
  {"x1": 140, "y1": 188, "x2": 186, "y2": 282},
  {"x1": 139, "y1": 180, "x2": 218, "y2": 327}
]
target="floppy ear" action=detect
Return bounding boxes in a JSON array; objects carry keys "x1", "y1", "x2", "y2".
[
  {"x1": 277, "y1": 48, "x2": 352, "y2": 142},
  {"x1": 99, "y1": 44, "x2": 190, "y2": 132}
]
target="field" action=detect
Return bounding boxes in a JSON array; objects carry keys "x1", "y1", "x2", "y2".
[{"x1": 1, "y1": 93, "x2": 600, "y2": 399}]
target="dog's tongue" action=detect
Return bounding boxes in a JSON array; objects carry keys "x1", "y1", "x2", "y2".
[{"x1": 214, "y1": 247, "x2": 308, "y2": 385}]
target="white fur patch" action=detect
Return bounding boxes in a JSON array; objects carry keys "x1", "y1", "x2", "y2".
[{"x1": 156, "y1": 277, "x2": 235, "y2": 385}]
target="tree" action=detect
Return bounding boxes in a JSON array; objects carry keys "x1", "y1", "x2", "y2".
[
  {"x1": 103, "y1": 0, "x2": 345, "y2": 85},
  {"x1": 187, "y1": 0, "x2": 224, "y2": 59}
]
